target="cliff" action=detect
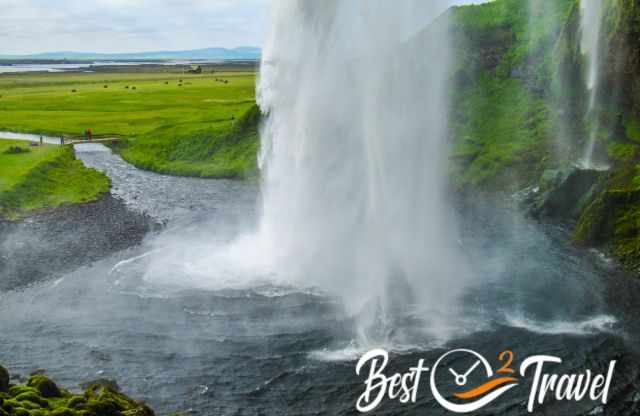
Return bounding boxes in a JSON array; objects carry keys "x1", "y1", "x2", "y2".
[{"x1": 448, "y1": 0, "x2": 640, "y2": 273}]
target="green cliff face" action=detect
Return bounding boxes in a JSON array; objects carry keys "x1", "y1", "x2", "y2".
[{"x1": 449, "y1": 0, "x2": 640, "y2": 273}]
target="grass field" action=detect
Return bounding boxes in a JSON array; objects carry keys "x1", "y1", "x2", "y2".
[
  {"x1": 0, "y1": 140, "x2": 110, "y2": 218},
  {"x1": 0, "y1": 65, "x2": 260, "y2": 178}
]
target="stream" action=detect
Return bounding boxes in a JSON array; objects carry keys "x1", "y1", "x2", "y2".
[
  {"x1": 1, "y1": 144, "x2": 640, "y2": 415},
  {"x1": 0, "y1": 131, "x2": 63, "y2": 145}
]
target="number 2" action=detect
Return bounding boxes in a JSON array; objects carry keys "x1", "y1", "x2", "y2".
[{"x1": 497, "y1": 350, "x2": 515, "y2": 374}]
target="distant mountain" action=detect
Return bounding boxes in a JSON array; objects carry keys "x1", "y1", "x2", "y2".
[{"x1": 0, "y1": 47, "x2": 261, "y2": 61}]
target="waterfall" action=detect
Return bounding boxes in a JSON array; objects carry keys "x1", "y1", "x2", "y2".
[
  {"x1": 255, "y1": 1, "x2": 477, "y2": 344},
  {"x1": 579, "y1": 0, "x2": 606, "y2": 169}
]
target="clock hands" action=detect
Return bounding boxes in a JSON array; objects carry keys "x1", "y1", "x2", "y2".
[{"x1": 449, "y1": 359, "x2": 482, "y2": 386}]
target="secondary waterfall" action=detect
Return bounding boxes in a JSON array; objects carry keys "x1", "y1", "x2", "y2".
[
  {"x1": 579, "y1": 0, "x2": 606, "y2": 168},
  {"x1": 255, "y1": 1, "x2": 476, "y2": 343}
]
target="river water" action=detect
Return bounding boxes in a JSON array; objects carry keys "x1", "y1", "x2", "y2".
[
  {"x1": 0, "y1": 131, "x2": 63, "y2": 145},
  {"x1": 1, "y1": 144, "x2": 639, "y2": 415}
]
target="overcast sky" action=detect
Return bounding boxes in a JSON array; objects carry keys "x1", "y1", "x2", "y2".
[{"x1": 0, "y1": 0, "x2": 269, "y2": 55}]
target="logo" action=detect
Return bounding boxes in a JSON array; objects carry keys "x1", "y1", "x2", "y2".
[{"x1": 355, "y1": 349, "x2": 616, "y2": 413}]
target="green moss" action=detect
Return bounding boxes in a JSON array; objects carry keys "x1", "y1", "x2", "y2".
[
  {"x1": 450, "y1": 72, "x2": 549, "y2": 188},
  {"x1": 14, "y1": 392, "x2": 49, "y2": 408},
  {"x1": 0, "y1": 366, "x2": 155, "y2": 416},
  {"x1": 66, "y1": 396, "x2": 87, "y2": 409},
  {"x1": 8, "y1": 387, "x2": 39, "y2": 397},
  {"x1": 50, "y1": 408, "x2": 78, "y2": 416},
  {"x1": 84, "y1": 383, "x2": 153, "y2": 416},
  {"x1": 607, "y1": 142, "x2": 638, "y2": 162},
  {"x1": 27, "y1": 375, "x2": 62, "y2": 398},
  {"x1": 451, "y1": 0, "x2": 576, "y2": 81},
  {"x1": 625, "y1": 117, "x2": 640, "y2": 142}
]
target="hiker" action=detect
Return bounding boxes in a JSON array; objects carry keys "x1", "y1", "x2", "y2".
[{"x1": 88, "y1": 129, "x2": 93, "y2": 141}]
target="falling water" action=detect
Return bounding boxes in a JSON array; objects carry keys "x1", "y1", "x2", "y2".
[
  {"x1": 579, "y1": 0, "x2": 606, "y2": 169},
  {"x1": 255, "y1": 1, "x2": 477, "y2": 344}
]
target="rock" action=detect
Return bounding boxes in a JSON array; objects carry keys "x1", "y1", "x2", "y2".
[
  {"x1": 531, "y1": 166, "x2": 602, "y2": 221},
  {"x1": 27, "y1": 374, "x2": 62, "y2": 398},
  {"x1": 0, "y1": 364, "x2": 156, "y2": 416},
  {"x1": 14, "y1": 391, "x2": 49, "y2": 408},
  {"x1": 80, "y1": 378, "x2": 120, "y2": 392},
  {"x1": 0, "y1": 364, "x2": 8, "y2": 392},
  {"x1": 50, "y1": 408, "x2": 76, "y2": 416},
  {"x1": 84, "y1": 383, "x2": 155, "y2": 416}
]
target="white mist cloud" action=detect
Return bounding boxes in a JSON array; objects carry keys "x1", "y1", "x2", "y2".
[{"x1": 0, "y1": 0, "x2": 269, "y2": 55}]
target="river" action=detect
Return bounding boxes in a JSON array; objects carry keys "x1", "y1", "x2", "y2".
[
  {"x1": 0, "y1": 131, "x2": 63, "y2": 145},
  {"x1": 1, "y1": 144, "x2": 639, "y2": 415}
]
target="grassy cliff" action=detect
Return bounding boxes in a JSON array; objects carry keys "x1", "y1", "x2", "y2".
[
  {"x1": 448, "y1": 0, "x2": 577, "y2": 191},
  {"x1": 449, "y1": 0, "x2": 640, "y2": 273},
  {"x1": 0, "y1": 141, "x2": 109, "y2": 219},
  {"x1": 117, "y1": 103, "x2": 260, "y2": 179}
]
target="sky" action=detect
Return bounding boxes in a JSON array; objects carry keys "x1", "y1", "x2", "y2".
[{"x1": 0, "y1": 0, "x2": 269, "y2": 55}]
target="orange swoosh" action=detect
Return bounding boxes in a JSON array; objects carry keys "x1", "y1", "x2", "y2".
[{"x1": 454, "y1": 377, "x2": 518, "y2": 400}]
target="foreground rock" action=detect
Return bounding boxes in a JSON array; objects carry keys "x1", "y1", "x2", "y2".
[
  {"x1": 530, "y1": 166, "x2": 602, "y2": 222},
  {"x1": 0, "y1": 363, "x2": 154, "y2": 416}
]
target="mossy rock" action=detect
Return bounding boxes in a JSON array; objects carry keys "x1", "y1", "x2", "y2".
[
  {"x1": 8, "y1": 386, "x2": 38, "y2": 397},
  {"x1": 66, "y1": 396, "x2": 87, "y2": 409},
  {"x1": 51, "y1": 407, "x2": 78, "y2": 416},
  {"x1": 27, "y1": 374, "x2": 62, "y2": 398},
  {"x1": 122, "y1": 408, "x2": 155, "y2": 416},
  {"x1": 0, "y1": 365, "x2": 155, "y2": 416},
  {"x1": 2, "y1": 399, "x2": 30, "y2": 415},
  {"x1": 79, "y1": 380, "x2": 119, "y2": 393},
  {"x1": 13, "y1": 391, "x2": 49, "y2": 408},
  {"x1": 85, "y1": 398, "x2": 119, "y2": 416},
  {"x1": 0, "y1": 365, "x2": 8, "y2": 392},
  {"x1": 533, "y1": 166, "x2": 602, "y2": 220},
  {"x1": 84, "y1": 384, "x2": 154, "y2": 416}
]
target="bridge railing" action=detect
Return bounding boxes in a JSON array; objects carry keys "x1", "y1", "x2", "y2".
[{"x1": 58, "y1": 134, "x2": 124, "y2": 145}]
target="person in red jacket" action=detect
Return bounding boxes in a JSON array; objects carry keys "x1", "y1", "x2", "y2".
[{"x1": 87, "y1": 128, "x2": 93, "y2": 141}]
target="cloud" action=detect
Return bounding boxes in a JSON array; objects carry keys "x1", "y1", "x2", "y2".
[{"x1": 0, "y1": 0, "x2": 269, "y2": 54}]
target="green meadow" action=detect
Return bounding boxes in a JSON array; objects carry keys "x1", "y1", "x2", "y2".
[
  {"x1": 0, "y1": 66, "x2": 260, "y2": 178},
  {"x1": 0, "y1": 140, "x2": 109, "y2": 218}
]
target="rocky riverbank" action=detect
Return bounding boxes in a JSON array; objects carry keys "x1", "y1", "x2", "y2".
[{"x1": 0, "y1": 194, "x2": 158, "y2": 291}]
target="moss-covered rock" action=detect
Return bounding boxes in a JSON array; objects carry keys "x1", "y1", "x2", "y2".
[
  {"x1": 13, "y1": 391, "x2": 49, "y2": 408},
  {"x1": 27, "y1": 374, "x2": 62, "y2": 398},
  {"x1": 0, "y1": 365, "x2": 155, "y2": 416},
  {"x1": 533, "y1": 166, "x2": 602, "y2": 220},
  {"x1": 0, "y1": 365, "x2": 8, "y2": 393}
]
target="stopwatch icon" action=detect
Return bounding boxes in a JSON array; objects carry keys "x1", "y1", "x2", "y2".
[{"x1": 449, "y1": 359, "x2": 481, "y2": 386}]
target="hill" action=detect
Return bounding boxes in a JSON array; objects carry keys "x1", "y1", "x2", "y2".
[{"x1": 0, "y1": 47, "x2": 261, "y2": 61}]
